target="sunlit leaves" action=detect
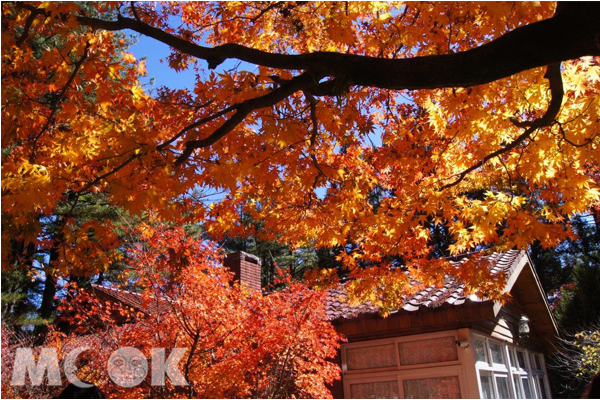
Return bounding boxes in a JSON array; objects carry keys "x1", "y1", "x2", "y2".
[{"x1": 2, "y1": 2, "x2": 600, "y2": 310}]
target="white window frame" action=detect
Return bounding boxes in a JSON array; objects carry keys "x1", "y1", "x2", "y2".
[{"x1": 472, "y1": 332, "x2": 552, "y2": 399}]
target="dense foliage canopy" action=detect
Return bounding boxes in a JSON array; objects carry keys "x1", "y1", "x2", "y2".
[{"x1": 2, "y1": 2, "x2": 600, "y2": 307}]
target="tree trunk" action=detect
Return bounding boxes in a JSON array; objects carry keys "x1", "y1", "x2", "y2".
[
  {"x1": 591, "y1": 206, "x2": 600, "y2": 240},
  {"x1": 39, "y1": 246, "x2": 58, "y2": 320}
]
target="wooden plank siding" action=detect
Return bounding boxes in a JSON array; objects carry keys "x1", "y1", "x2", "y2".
[
  {"x1": 334, "y1": 295, "x2": 547, "y2": 353},
  {"x1": 333, "y1": 301, "x2": 496, "y2": 342},
  {"x1": 471, "y1": 299, "x2": 544, "y2": 352},
  {"x1": 507, "y1": 261, "x2": 559, "y2": 352}
]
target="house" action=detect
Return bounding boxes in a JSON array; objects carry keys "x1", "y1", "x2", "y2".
[{"x1": 92, "y1": 250, "x2": 557, "y2": 399}]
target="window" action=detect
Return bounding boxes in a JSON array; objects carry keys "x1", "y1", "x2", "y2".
[
  {"x1": 512, "y1": 376, "x2": 523, "y2": 399},
  {"x1": 474, "y1": 338, "x2": 488, "y2": 363},
  {"x1": 342, "y1": 331, "x2": 466, "y2": 399},
  {"x1": 473, "y1": 334, "x2": 551, "y2": 399},
  {"x1": 516, "y1": 350, "x2": 527, "y2": 370},
  {"x1": 521, "y1": 376, "x2": 533, "y2": 399},
  {"x1": 480, "y1": 374, "x2": 494, "y2": 399},
  {"x1": 495, "y1": 375, "x2": 510, "y2": 399},
  {"x1": 489, "y1": 342, "x2": 505, "y2": 365},
  {"x1": 509, "y1": 349, "x2": 516, "y2": 369},
  {"x1": 536, "y1": 376, "x2": 548, "y2": 399}
]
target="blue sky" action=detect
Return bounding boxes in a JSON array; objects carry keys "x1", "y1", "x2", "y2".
[
  {"x1": 128, "y1": 34, "x2": 254, "y2": 91},
  {"x1": 128, "y1": 34, "x2": 197, "y2": 91}
]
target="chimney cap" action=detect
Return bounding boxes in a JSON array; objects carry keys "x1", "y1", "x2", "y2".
[{"x1": 224, "y1": 251, "x2": 262, "y2": 266}]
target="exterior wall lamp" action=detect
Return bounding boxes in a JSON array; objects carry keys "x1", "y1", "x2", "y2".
[{"x1": 519, "y1": 315, "x2": 530, "y2": 338}]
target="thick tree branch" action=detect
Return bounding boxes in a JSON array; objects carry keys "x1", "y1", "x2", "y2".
[
  {"x1": 74, "y1": 3, "x2": 600, "y2": 90},
  {"x1": 441, "y1": 63, "x2": 564, "y2": 189}
]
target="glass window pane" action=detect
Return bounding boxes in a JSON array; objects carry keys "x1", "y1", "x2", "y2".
[
  {"x1": 404, "y1": 376, "x2": 461, "y2": 399},
  {"x1": 350, "y1": 381, "x2": 399, "y2": 399},
  {"x1": 489, "y1": 342, "x2": 505, "y2": 365},
  {"x1": 513, "y1": 376, "x2": 524, "y2": 399},
  {"x1": 530, "y1": 353, "x2": 536, "y2": 369},
  {"x1": 517, "y1": 351, "x2": 527, "y2": 369},
  {"x1": 480, "y1": 375, "x2": 494, "y2": 399},
  {"x1": 474, "y1": 339, "x2": 488, "y2": 363},
  {"x1": 509, "y1": 349, "x2": 516, "y2": 368},
  {"x1": 398, "y1": 336, "x2": 458, "y2": 366},
  {"x1": 522, "y1": 377, "x2": 533, "y2": 398},
  {"x1": 538, "y1": 377, "x2": 548, "y2": 398},
  {"x1": 496, "y1": 376, "x2": 510, "y2": 399},
  {"x1": 534, "y1": 354, "x2": 542, "y2": 370},
  {"x1": 346, "y1": 344, "x2": 397, "y2": 370}
]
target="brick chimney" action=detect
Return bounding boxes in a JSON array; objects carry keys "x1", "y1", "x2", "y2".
[{"x1": 223, "y1": 251, "x2": 262, "y2": 290}]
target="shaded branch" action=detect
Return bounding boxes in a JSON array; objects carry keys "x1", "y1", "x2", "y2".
[
  {"x1": 76, "y1": 153, "x2": 139, "y2": 194},
  {"x1": 156, "y1": 104, "x2": 237, "y2": 151},
  {"x1": 305, "y1": 93, "x2": 330, "y2": 183},
  {"x1": 16, "y1": 6, "x2": 45, "y2": 47},
  {"x1": 16, "y1": 2, "x2": 598, "y2": 179},
  {"x1": 557, "y1": 121, "x2": 599, "y2": 148}
]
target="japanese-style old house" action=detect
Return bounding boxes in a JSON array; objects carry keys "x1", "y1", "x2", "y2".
[{"x1": 92, "y1": 249, "x2": 557, "y2": 399}]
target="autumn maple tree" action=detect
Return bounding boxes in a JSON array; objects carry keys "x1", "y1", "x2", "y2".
[
  {"x1": 1, "y1": 225, "x2": 341, "y2": 399},
  {"x1": 2, "y1": 2, "x2": 600, "y2": 308}
]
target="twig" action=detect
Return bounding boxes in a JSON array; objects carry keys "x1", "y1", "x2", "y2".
[{"x1": 441, "y1": 63, "x2": 564, "y2": 189}]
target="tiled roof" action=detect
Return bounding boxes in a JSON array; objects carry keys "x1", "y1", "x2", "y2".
[
  {"x1": 91, "y1": 250, "x2": 525, "y2": 322},
  {"x1": 325, "y1": 250, "x2": 523, "y2": 321},
  {"x1": 91, "y1": 284, "x2": 172, "y2": 315}
]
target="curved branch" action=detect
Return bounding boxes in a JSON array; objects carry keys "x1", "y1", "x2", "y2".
[
  {"x1": 156, "y1": 104, "x2": 237, "y2": 151},
  {"x1": 16, "y1": 2, "x2": 597, "y2": 174},
  {"x1": 74, "y1": 3, "x2": 600, "y2": 90},
  {"x1": 76, "y1": 153, "x2": 139, "y2": 194},
  {"x1": 16, "y1": 6, "x2": 45, "y2": 46},
  {"x1": 557, "y1": 121, "x2": 599, "y2": 148},
  {"x1": 441, "y1": 63, "x2": 564, "y2": 189},
  {"x1": 305, "y1": 93, "x2": 330, "y2": 183},
  {"x1": 173, "y1": 73, "x2": 332, "y2": 166}
]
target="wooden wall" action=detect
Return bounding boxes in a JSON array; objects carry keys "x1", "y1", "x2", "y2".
[
  {"x1": 334, "y1": 301, "x2": 495, "y2": 343},
  {"x1": 471, "y1": 299, "x2": 544, "y2": 352},
  {"x1": 334, "y1": 297, "x2": 546, "y2": 353},
  {"x1": 509, "y1": 264, "x2": 558, "y2": 352}
]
